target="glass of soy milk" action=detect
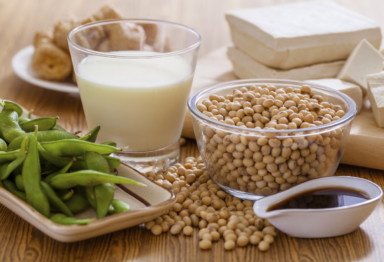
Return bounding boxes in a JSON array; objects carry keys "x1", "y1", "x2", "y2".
[{"x1": 68, "y1": 19, "x2": 201, "y2": 172}]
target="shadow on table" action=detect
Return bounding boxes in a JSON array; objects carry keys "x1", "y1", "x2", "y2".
[{"x1": 276, "y1": 227, "x2": 373, "y2": 261}]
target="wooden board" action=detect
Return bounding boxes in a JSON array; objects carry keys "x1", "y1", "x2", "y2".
[{"x1": 183, "y1": 47, "x2": 384, "y2": 171}]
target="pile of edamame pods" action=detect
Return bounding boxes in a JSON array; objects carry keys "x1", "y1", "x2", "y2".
[{"x1": 0, "y1": 99, "x2": 144, "y2": 225}]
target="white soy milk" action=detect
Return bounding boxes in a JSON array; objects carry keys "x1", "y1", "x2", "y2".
[{"x1": 76, "y1": 52, "x2": 193, "y2": 151}]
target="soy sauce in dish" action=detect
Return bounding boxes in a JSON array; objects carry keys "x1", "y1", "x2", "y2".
[{"x1": 268, "y1": 187, "x2": 370, "y2": 211}]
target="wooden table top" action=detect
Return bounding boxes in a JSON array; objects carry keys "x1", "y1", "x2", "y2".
[{"x1": 1, "y1": 0, "x2": 384, "y2": 261}]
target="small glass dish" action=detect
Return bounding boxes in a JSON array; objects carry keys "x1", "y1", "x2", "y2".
[
  {"x1": 253, "y1": 176, "x2": 382, "y2": 238},
  {"x1": 188, "y1": 79, "x2": 357, "y2": 200}
]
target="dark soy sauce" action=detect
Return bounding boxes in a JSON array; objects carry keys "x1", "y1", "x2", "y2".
[{"x1": 268, "y1": 187, "x2": 370, "y2": 211}]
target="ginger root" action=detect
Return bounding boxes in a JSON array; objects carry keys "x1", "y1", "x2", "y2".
[
  {"x1": 31, "y1": 30, "x2": 72, "y2": 81},
  {"x1": 31, "y1": 5, "x2": 164, "y2": 82}
]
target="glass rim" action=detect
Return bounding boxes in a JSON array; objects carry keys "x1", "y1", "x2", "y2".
[
  {"x1": 187, "y1": 79, "x2": 357, "y2": 134},
  {"x1": 67, "y1": 18, "x2": 202, "y2": 59}
]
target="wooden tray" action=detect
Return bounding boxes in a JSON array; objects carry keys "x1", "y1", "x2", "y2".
[
  {"x1": 183, "y1": 47, "x2": 384, "y2": 171},
  {"x1": 0, "y1": 163, "x2": 175, "y2": 242}
]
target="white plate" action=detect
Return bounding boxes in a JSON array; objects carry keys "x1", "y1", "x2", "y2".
[
  {"x1": 11, "y1": 46, "x2": 79, "y2": 94},
  {"x1": 0, "y1": 163, "x2": 175, "y2": 242}
]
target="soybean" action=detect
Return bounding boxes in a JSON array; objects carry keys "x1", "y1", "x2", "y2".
[
  {"x1": 144, "y1": 157, "x2": 276, "y2": 251},
  {"x1": 195, "y1": 84, "x2": 346, "y2": 196}
]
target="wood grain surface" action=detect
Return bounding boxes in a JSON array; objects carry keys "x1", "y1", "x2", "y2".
[{"x1": 1, "y1": 0, "x2": 384, "y2": 261}]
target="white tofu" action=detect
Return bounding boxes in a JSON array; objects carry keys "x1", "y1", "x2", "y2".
[
  {"x1": 306, "y1": 78, "x2": 363, "y2": 113},
  {"x1": 337, "y1": 39, "x2": 384, "y2": 96},
  {"x1": 227, "y1": 46, "x2": 344, "y2": 81},
  {"x1": 367, "y1": 71, "x2": 384, "y2": 86},
  {"x1": 367, "y1": 71, "x2": 384, "y2": 127},
  {"x1": 226, "y1": 1, "x2": 382, "y2": 70}
]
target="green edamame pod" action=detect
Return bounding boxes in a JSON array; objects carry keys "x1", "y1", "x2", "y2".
[
  {"x1": 9, "y1": 134, "x2": 34, "y2": 151},
  {"x1": 84, "y1": 186, "x2": 97, "y2": 208},
  {"x1": 50, "y1": 213, "x2": 93, "y2": 225},
  {"x1": 104, "y1": 156, "x2": 121, "y2": 170},
  {"x1": 79, "y1": 126, "x2": 100, "y2": 142},
  {"x1": 0, "y1": 164, "x2": 8, "y2": 180},
  {"x1": 38, "y1": 142, "x2": 73, "y2": 168},
  {"x1": 8, "y1": 130, "x2": 78, "y2": 151},
  {"x1": 94, "y1": 183, "x2": 114, "y2": 219},
  {"x1": 61, "y1": 156, "x2": 107, "y2": 171},
  {"x1": 59, "y1": 189, "x2": 74, "y2": 201},
  {"x1": 65, "y1": 155, "x2": 109, "y2": 172},
  {"x1": 85, "y1": 151, "x2": 114, "y2": 219},
  {"x1": 2, "y1": 100, "x2": 23, "y2": 116},
  {"x1": 70, "y1": 158, "x2": 88, "y2": 171},
  {"x1": 20, "y1": 117, "x2": 58, "y2": 132},
  {"x1": 18, "y1": 117, "x2": 30, "y2": 125},
  {"x1": 41, "y1": 139, "x2": 121, "y2": 157},
  {"x1": 64, "y1": 190, "x2": 89, "y2": 214},
  {"x1": 49, "y1": 170, "x2": 145, "y2": 189},
  {"x1": 38, "y1": 130, "x2": 78, "y2": 140},
  {"x1": 15, "y1": 174, "x2": 24, "y2": 191},
  {"x1": 40, "y1": 181, "x2": 73, "y2": 217},
  {"x1": 3, "y1": 179, "x2": 26, "y2": 201},
  {"x1": 84, "y1": 151, "x2": 110, "y2": 173},
  {"x1": 111, "y1": 199, "x2": 130, "y2": 214},
  {"x1": 0, "y1": 138, "x2": 7, "y2": 151},
  {"x1": 51, "y1": 123, "x2": 66, "y2": 131},
  {"x1": 0, "y1": 137, "x2": 27, "y2": 180},
  {"x1": 44, "y1": 157, "x2": 75, "y2": 184},
  {"x1": 0, "y1": 110, "x2": 26, "y2": 143},
  {"x1": 22, "y1": 133, "x2": 50, "y2": 217},
  {"x1": 0, "y1": 154, "x2": 26, "y2": 180},
  {"x1": 0, "y1": 150, "x2": 20, "y2": 164},
  {"x1": 40, "y1": 162, "x2": 59, "y2": 176},
  {"x1": 101, "y1": 141, "x2": 117, "y2": 147}
]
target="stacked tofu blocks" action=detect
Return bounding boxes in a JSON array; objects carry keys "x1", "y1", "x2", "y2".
[{"x1": 226, "y1": 1, "x2": 384, "y2": 125}]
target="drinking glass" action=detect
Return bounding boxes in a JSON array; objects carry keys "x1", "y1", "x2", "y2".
[{"x1": 68, "y1": 19, "x2": 201, "y2": 172}]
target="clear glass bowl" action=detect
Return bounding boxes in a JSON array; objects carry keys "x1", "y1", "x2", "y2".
[{"x1": 188, "y1": 79, "x2": 357, "y2": 200}]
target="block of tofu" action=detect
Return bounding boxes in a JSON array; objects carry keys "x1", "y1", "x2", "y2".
[
  {"x1": 306, "y1": 78, "x2": 363, "y2": 113},
  {"x1": 227, "y1": 46, "x2": 344, "y2": 81},
  {"x1": 226, "y1": 1, "x2": 382, "y2": 70},
  {"x1": 367, "y1": 71, "x2": 384, "y2": 127},
  {"x1": 337, "y1": 39, "x2": 384, "y2": 97}
]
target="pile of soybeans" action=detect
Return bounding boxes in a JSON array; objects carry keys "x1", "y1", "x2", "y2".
[{"x1": 143, "y1": 156, "x2": 277, "y2": 251}]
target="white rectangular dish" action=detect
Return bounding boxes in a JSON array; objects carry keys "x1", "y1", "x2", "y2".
[{"x1": 0, "y1": 163, "x2": 175, "y2": 242}]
